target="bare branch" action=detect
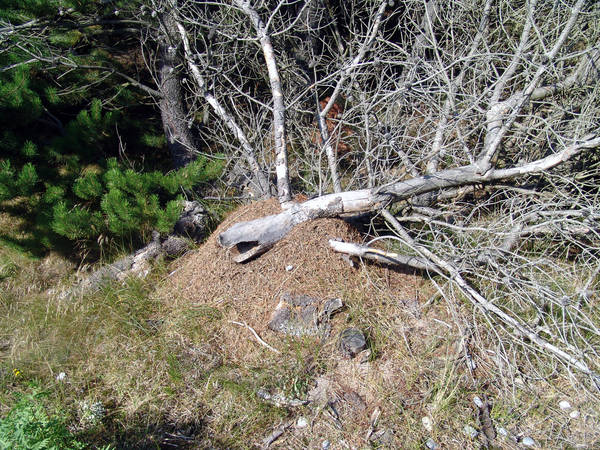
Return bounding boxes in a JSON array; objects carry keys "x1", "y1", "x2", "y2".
[
  {"x1": 177, "y1": 20, "x2": 270, "y2": 197},
  {"x1": 234, "y1": 0, "x2": 292, "y2": 206},
  {"x1": 329, "y1": 239, "x2": 438, "y2": 272},
  {"x1": 380, "y1": 209, "x2": 598, "y2": 381}
]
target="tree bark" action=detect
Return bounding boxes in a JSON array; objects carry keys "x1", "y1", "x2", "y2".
[
  {"x1": 158, "y1": 10, "x2": 198, "y2": 169},
  {"x1": 57, "y1": 201, "x2": 208, "y2": 299}
]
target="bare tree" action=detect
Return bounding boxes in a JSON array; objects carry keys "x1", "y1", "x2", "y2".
[{"x1": 156, "y1": 0, "x2": 600, "y2": 389}]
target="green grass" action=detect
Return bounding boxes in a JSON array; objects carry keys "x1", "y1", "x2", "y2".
[{"x1": 0, "y1": 387, "x2": 87, "y2": 450}]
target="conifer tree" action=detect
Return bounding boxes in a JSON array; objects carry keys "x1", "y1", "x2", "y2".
[{"x1": 0, "y1": 0, "x2": 223, "y2": 257}]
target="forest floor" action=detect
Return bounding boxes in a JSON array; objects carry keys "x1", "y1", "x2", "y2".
[{"x1": 1, "y1": 200, "x2": 598, "y2": 449}]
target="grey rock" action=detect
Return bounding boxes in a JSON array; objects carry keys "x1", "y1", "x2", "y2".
[
  {"x1": 173, "y1": 201, "x2": 208, "y2": 241},
  {"x1": 464, "y1": 425, "x2": 479, "y2": 438},
  {"x1": 425, "y1": 438, "x2": 439, "y2": 450},
  {"x1": 338, "y1": 328, "x2": 367, "y2": 358},
  {"x1": 268, "y1": 294, "x2": 319, "y2": 337},
  {"x1": 369, "y1": 429, "x2": 394, "y2": 446},
  {"x1": 320, "y1": 298, "x2": 343, "y2": 321},
  {"x1": 522, "y1": 436, "x2": 535, "y2": 447},
  {"x1": 296, "y1": 417, "x2": 308, "y2": 428},
  {"x1": 558, "y1": 400, "x2": 571, "y2": 410}
]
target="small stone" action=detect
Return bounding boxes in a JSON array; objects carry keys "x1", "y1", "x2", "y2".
[
  {"x1": 321, "y1": 440, "x2": 330, "y2": 450},
  {"x1": 370, "y1": 429, "x2": 394, "y2": 445},
  {"x1": 464, "y1": 425, "x2": 479, "y2": 438},
  {"x1": 285, "y1": 265, "x2": 294, "y2": 271},
  {"x1": 559, "y1": 400, "x2": 572, "y2": 410},
  {"x1": 338, "y1": 328, "x2": 367, "y2": 358},
  {"x1": 296, "y1": 417, "x2": 308, "y2": 428},
  {"x1": 425, "y1": 438, "x2": 439, "y2": 449},
  {"x1": 522, "y1": 436, "x2": 535, "y2": 447},
  {"x1": 422, "y1": 416, "x2": 433, "y2": 432},
  {"x1": 569, "y1": 410, "x2": 580, "y2": 419},
  {"x1": 473, "y1": 396, "x2": 484, "y2": 408},
  {"x1": 497, "y1": 427, "x2": 508, "y2": 437}
]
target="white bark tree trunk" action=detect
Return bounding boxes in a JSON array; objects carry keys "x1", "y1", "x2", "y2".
[{"x1": 234, "y1": 0, "x2": 292, "y2": 206}]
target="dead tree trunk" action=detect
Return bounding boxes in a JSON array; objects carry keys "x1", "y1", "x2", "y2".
[
  {"x1": 218, "y1": 135, "x2": 600, "y2": 262},
  {"x1": 57, "y1": 201, "x2": 209, "y2": 300}
]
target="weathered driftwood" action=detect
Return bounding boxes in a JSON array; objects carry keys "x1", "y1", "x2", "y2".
[
  {"x1": 218, "y1": 190, "x2": 387, "y2": 262},
  {"x1": 218, "y1": 134, "x2": 600, "y2": 262},
  {"x1": 328, "y1": 240, "x2": 438, "y2": 272}
]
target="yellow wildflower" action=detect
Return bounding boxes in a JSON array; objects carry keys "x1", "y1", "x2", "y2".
[{"x1": 13, "y1": 368, "x2": 21, "y2": 378}]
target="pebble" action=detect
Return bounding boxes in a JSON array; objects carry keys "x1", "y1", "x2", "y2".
[
  {"x1": 338, "y1": 328, "x2": 367, "y2": 358},
  {"x1": 422, "y1": 416, "x2": 433, "y2": 432},
  {"x1": 559, "y1": 400, "x2": 572, "y2": 410},
  {"x1": 522, "y1": 436, "x2": 535, "y2": 447},
  {"x1": 321, "y1": 440, "x2": 330, "y2": 450},
  {"x1": 285, "y1": 265, "x2": 294, "y2": 271},
  {"x1": 296, "y1": 417, "x2": 308, "y2": 428},
  {"x1": 425, "y1": 438, "x2": 439, "y2": 449},
  {"x1": 473, "y1": 396, "x2": 484, "y2": 408},
  {"x1": 464, "y1": 425, "x2": 479, "y2": 438},
  {"x1": 569, "y1": 410, "x2": 580, "y2": 419},
  {"x1": 497, "y1": 427, "x2": 508, "y2": 437}
]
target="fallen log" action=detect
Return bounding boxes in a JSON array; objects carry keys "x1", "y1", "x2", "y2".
[
  {"x1": 218, "y1": 134, "x2": 600, "y2": 262},
  {"x1": 56, "y1": 201, "x2": 208, "y2": 300}
]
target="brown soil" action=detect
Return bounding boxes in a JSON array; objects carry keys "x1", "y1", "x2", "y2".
[{"x1": 156, "y1": 199, "x2": 592, "y2": 448}]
